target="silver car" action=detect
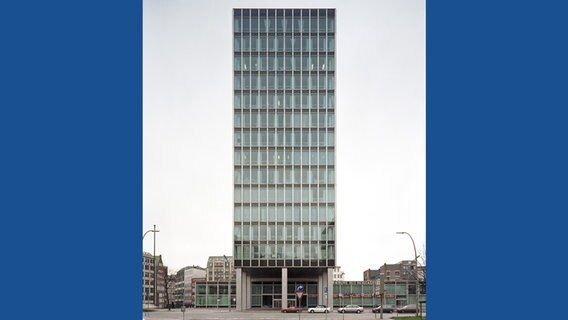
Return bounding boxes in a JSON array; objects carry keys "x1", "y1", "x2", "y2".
[{"x1": 337, "y1": 305, "x2": 364, "y2": 313}]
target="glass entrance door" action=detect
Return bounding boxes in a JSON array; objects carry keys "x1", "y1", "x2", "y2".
[
  {"x1": 274, "y1": 299, "x2": 282, "y2": 309},
  {"x1": 287, "y1": 299, "x2": 296, "y2": 307}
]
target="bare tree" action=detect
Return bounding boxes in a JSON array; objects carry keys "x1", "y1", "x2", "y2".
[
  {"x1": 404, "y1": 247, "x2": 426, "y2": 295},
  {"x1": 416, "y1": 246, "x2": 426, "y2": 295},
  {"x1": 163, "y1": 272, "x2": 176, "y2": 309}
]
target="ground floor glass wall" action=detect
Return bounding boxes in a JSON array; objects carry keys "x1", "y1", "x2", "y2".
[
  {"x1": 333, "y1": 282, "x2": 425, "y2": 308},
  {"x1": 195, "y1": 282, "x2": 236, "y2": 308},
  {"x1": 195, "y1": 280, "x2": 424, "y2": 309},
  {"x1": 251, "y1": 281, "x2": 318, "y2": 308}
]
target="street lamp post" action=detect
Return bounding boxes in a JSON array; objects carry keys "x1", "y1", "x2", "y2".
[
  {"x1": 396, "y1": 232, "x2": 419, "y2": 317},
  {"x1": 143, "y1": 225, "x2": 160, "y2": 308},
  {"x1": 223, "y1": 255, "x2": 232, "y2": 312}
]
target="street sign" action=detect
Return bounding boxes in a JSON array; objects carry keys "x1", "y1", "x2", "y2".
[{"x1": 296, "y1": 284, "x2": 305, "y2": 300}]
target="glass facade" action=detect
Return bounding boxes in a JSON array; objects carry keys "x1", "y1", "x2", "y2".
[
  {"x1": 194, "y1": 281, "x2": 426, "y2": 309},
  {"x1": 195, "y1": 282, "x2": 236, "y2": 308},
  {"x1": 333, "y1": 281, "x2": 426, "y2": 308},
  {"x1": 233, "y1": 8, "x2": 336, "y2": 269}
]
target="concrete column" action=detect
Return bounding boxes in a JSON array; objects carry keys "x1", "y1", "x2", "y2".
[
  {"x1": 236, "y1": 268, "x2": 242, "y2": 311},
  {"x1": 246, "y1": 272, "x2": 252, "y2": 309},
  {"x1": 327, "y1": 268, "x2": 334, "y2": 309},
  {"x1": 282, "y1": 268, "x2": 288, "y2": 310},
  {"x1": 318, "y1": 273, "x2": 324, "y2": 305}
]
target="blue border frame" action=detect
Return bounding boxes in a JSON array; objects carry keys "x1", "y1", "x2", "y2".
[
  {"x1": 1, "y1": 1, "x2": 141, "y2": 318},
  {"x1": 2, "y1": 1, "x2": 567, "y2": 318},
  {"x1": 428, "y1": 1, "x2": 568, "y2": 319}
]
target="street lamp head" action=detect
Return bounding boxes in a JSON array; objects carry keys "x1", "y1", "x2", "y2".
[
  {"x1": 143, "y1": 229, "x2": 160, "y2": 239},
  {"x1": 395, "y1": 230, "x2": 420, "y2": 317}
]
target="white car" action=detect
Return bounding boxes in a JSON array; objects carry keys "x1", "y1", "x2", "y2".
[
  {"x1": 308, "y1": 304, "x2": 331, "y2": 313},
  {"x1": 308, "y1": 305, "x2": 331, "y2": 313}
]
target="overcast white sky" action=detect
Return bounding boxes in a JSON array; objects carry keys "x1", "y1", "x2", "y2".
[{"x1": 143, "y1": 0, "x2": 425, "y2": 280}]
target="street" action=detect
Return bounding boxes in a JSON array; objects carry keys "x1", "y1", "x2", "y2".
[{"x1": 143, "y1": 309, "x2": 424, "y2": 320}]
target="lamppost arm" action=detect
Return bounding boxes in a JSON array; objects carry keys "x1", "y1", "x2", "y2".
[
  {"x1": 396, "y1": 232, "x2": 417, "y2": 262},
  {"x1": 142, "y1": 225, "x2": 159, "y2": 307},
  {"x1": 396, "y1": 231, "x2": 420, "y2": 317}
]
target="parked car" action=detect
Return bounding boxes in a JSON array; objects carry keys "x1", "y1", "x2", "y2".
[
  {"x1": 372, "y1": 305, "x2": 396, "y2": 313},
  {"x1": 397, "y1": 304, "x2": 417, "y2": 313},
  {"x1": 308, "y1": 305, "x2": 330, "y2": 313},
  {"x1": 282, "y1": 306, "x2": 302, "y2": 313},
  {"x1": 337, "y1": 305, "x2": 364, "y2": 313}
]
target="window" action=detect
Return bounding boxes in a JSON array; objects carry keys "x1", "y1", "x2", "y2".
[
  {"x1": 234, "y1": 36, "x2": 241, "y2": 51},
  {"x1": 310, "y1": 16, "x2": 318, "y2": 33},
  {"x1": 293, "y1": 57, "x2": 301, "y2": 72},
  {"x1": 234, "y1": 57, "x2": 241, "y2": 71},
  {"x1": 301, "y1": 36, "x2": 309, "y2": 52},
  {"x1": 327, "y1": 36, "x2": 335, "y2": 52},
  {"x1": 327, "y1": 75, "x2": 335, "y2": 90},
  {"x1": 328, "y1": 56, "x2": 335, "y2": 71},
  {"x1": 260, "y1": 36, "x2": 267, "y2": 51},
  {"x1": 234, "y1": 132, "x2": 241, "y2": 146},
  {"x1": 234, "y1": 75, "x2": 241, "y2": 90},
  {"x1": 301, "y1": 56, "x2": 309, "y2": 71},
  {"x1": 285, "y1": 37, "x2": 292, "y2": 52},
  {"x1": 251, "y1": 15, "x2": 259, "y2": 32},
  {"x1": 251, "y1": 36, "x2": 259, "y2": 52},
  {"x1": 234, "y1": 225, "x2": 242, "y2": 240},
  {"x1": 234, "y1": 15, "x2": 242, "y2": 32},
  {"x1": 269, "y1": 36, "x2": 276, "y2": 51}
]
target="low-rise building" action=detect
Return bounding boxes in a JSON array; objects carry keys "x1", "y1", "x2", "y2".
[
  {"x1": 192, "y1": 279, "x2": 425, "y2": 309},
  {"x1": 333, "y1": 267, "x2": 345, "y2": 281},
  {"x1": 206, "y1": 256, "x2": 235, "y2": 281},
  {"x1": 334, "y1": 280, "x2": 425, "y2": 308},
  {"x1": 174, "y1": 266, "x2": 206, "y2": 307},
  {"x1": 142, "y1": 252, "x2": 168, "y2": 308},
  {"x1": 364, "y1": 260, "x2": 425, "y2": 282}
]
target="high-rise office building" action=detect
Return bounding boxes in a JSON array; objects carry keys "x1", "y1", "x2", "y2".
[{"x1": 233, "y1": 8, "x2": 336, "y2": 310}]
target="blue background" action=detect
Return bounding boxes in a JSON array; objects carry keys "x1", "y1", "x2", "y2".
[
  {"x1": 0, "y1": 1, "x2": 566, "y2": 319},
  {"x1": 1, "y1": 1, "x2": 141, "y2": 319}
]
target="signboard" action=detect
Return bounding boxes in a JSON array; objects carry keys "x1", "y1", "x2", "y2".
[{"x1": 296, "y1": 284, "x2": 304, "y2": 299}]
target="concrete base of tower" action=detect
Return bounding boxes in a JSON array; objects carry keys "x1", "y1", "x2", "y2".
[{"x1": 235, "y1": 267, "x2": 334, "y2": 311}]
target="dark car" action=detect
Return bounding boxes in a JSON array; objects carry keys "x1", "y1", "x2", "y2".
[
  {"x1": 397, "y1": 304, "x2": 417, "y2": 313},
  {"x1": 282, "y1": 306, "x2": 302, "y2": 313},
  {"x1": 372, "y1": 305, "x2": 396, "y2": 313}
]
